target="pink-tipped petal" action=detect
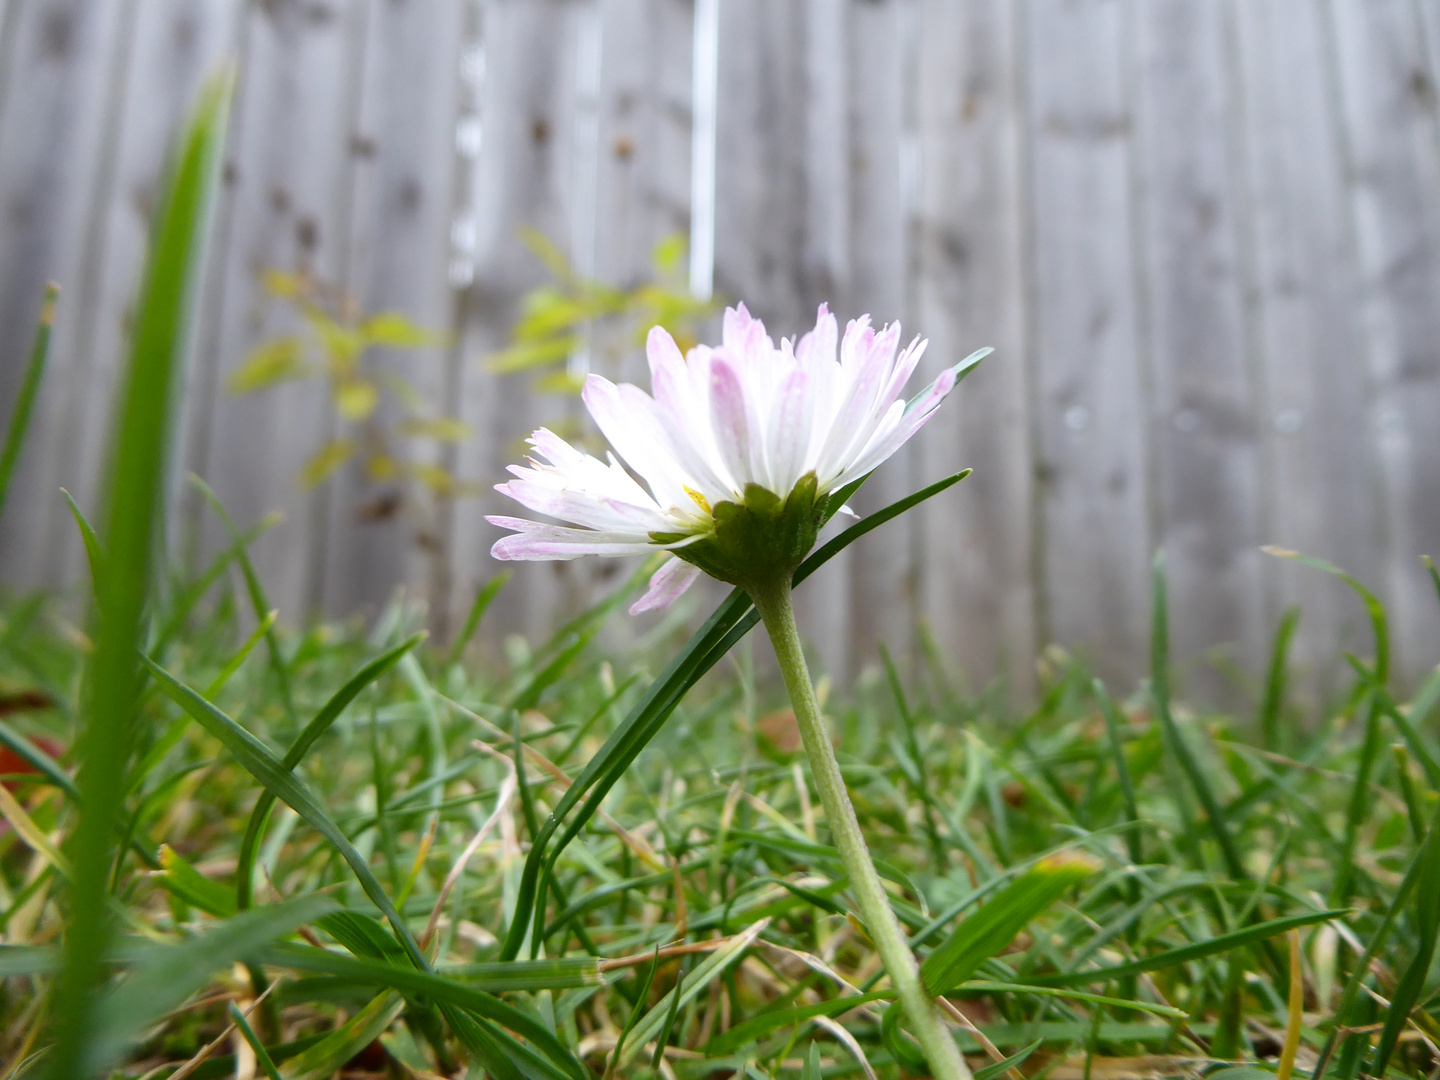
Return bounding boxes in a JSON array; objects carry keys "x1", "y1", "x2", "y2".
[
  {"x1": 629, "y1": 557, "x2": 703, "y2": 614},
  {"x1": 708, "y1": 356, "x2": 752, "y2": 497}
]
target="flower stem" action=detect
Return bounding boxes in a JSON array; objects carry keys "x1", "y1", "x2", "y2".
[{"x1": 750, "y1": 578, "x2": 973, "y2": 1080}]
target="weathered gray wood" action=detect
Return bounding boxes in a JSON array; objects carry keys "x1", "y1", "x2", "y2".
[
  {"x1": 1025, "y1": 0, "x2": 1152, "y2": 688},
  {"x1": 911, "y1": 0, "x2": 1037, "y2": 699},
  {"x1": 3, "y1": 0, "x2": 1440, "y2": 696},
  {"x1": 193, "y1": 1, "x2": 373, "y2": 616},
  {"x1": 315, "y1": 0, "x2": 467, "y2": 619},
  {"x1": 0, "y1": 0, "x2": 131, "y2": 586},
  {"x1": 445, "y1": 0, "x2": 592, "y2": 648},
  {"x1": 40, "y1": 0, "x2": 238, "y2": 587},
  {"x1": 1131, "y1": 0, "x2": 1265, "y2": 703},
  {"x1": 710, "y1": 0, "x2": 856, "y2": 679},
  {"x1": 1228, "y1": 0, "x2": 1383, "y2": 690},
  {"x1": 1324, "y1": 0, "x2": 1440, "y2": 682},
  {"x1": 835, "y1": 0, "x2": 913, "y2": 677}
]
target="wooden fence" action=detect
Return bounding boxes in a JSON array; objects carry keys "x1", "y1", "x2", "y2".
[{"x1": 1, "y1": 0, "x2": 1438, "y2": 699}]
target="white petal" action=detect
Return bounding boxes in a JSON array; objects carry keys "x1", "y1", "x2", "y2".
[
  {"x1": 707, "y1": 355, "x2": 754, "y2": 495},
  {"x1": 629, "y1": 557, "x2": 703, "y2": 614}
]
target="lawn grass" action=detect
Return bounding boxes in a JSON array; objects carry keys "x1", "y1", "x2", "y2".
[{"x1": 0, "y1": 541, "x2": 1436, "y2": 1079}]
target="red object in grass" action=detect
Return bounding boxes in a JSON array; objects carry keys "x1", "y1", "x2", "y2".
[{"x1": 0, "y1": 734, "x2": 65, "y2": 792}]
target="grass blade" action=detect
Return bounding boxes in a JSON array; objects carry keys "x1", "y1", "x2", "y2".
[
  {"x1": 1369, "y1": 795, "x2": 1440, "y2": 1072},
  {"x1": 920, "y1": 854, "x2": 1097, "y2": 995},
  {"x1": 236, "y1": 633, "x2": 425, "y2": 910},
  {"x1": 447, "y1": 572, "x2": 511, "y2": 667},
  {"x1": 1029, "y1": 908, "x2": 1343, "y2": 987},
  {"x1": 84, "y1": 894, "x2": 333, "y2": 1077},
  {"x1": 227, "y1": 1001, "x2": 282, "y2": 1080},
  {"x1": 0, "y1": 283, "x2": 58, "y2": 526},
  {"x1": 189, "y1": 476, "x2": 297, "y2": 726},
  {"x1": 1258, "y1": 605, "x2": 1300, "y2": 751},
  {"x1": 48, "y1": 72, "x2": 232, "y2": 1080},
  {"x1": 1150, "y1": 551, "x2": 1247, "y2": 881},
  {"x1": 1263, "y1": 546, "x2": 1389, "y2": 686}
]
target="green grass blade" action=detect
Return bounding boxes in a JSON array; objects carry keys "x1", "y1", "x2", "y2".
[
  {"x1": 1369, "y1": 796, "x2": 1440, "y2": 1072},
  {"x1": 1425, "y1": 555, "x2": 1440, "y2": 612},
  {"x1": 151, "y1": 511, "x2": 280, "y2": 654},
  {"x1": 0, "y1": 720, "x2": 75, "y2": 798},
  {"x1": 84, "y1": 893, "x2": 333, "y2": 1076},
  {"x1": 705, "y1": 990, "x2": 889, "y2": 1055},
  {"x1": 1028, "y1": 908, "x2": 1343, "y2": 987},
  {"x1": 227, "y1": 1001, "x2": 282, "y2": 1080},
  {"x1": 443, "y1": 957, "x2": 602, "y2": 993},
  {"x1": 1150, "y1": 551, "x2": 1248, "y2": 881},
  {"x1": 921, "y1": 854, "x2": 1097, "y2": 995},
  {"x1": 498, "y1": 470, "x2": 971, "y2": 960},
  {"x1": 0, "y1": 283, "x2": 58, "y2": 526},
  {"x1": 257, "y1": 943, "x2": 586, "y2": 1079},
  {"x1": 1258, "y1": 605, "x2": 1300, "y2": 751},
  {"x1": 974, "y1": 1040, "x2": 1043, "y2": 1080},
  {"x1": 235, "y1": 632, "x2": 424, "y2": 911},
  {"x1": 1091, "y1": 678, "x2": 1141, "y2": 870},
  {"x1": 447, "y1": 572, "x2": 511, "y2": 667},
  {"x1": 1333, "y1": 693, "x2": 1383, "y2": 905},
  {"x1": 1264, "y1": 546, "x2": 1389, "y2": 686},
  {"x1": 617, "y1": 918, "x2": 769, "y2": 1067},
  {"x1": 189, "y1": 475, "x2": 298, "y2": 726},
  {"x1": 142, "y1": 656, "x2": 426, "y2": 967},
  {"x1": 48, "y1": 72, "x2": 232, "y2": 1080},
  {"x1": 61, "y1": 488, "x2": 105, "y2": 598}
]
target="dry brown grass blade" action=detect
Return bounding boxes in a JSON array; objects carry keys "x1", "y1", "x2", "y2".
[
  {"x1": 1276, "y1": 928, "x2": 1304, "y2": 1080},
  {"x1": 421, "y1": 769, "x2": 516, "y2": 950}
]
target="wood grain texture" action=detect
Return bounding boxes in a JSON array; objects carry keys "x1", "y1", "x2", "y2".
[
  {"x1": 1323, "y1": 0, "x2": 1440, "y2": 682},
  {"x1": 1, "y1": 0, "x2": 1439, "y2": 696},
  {"x1": 194, "y1": 0, "x2": 372, "y2": 615},
  {"x1": 1131, "y1": 0, "x2": 1265, "y2": 703},
  {"x1": 1025, "y1": 0, "x2": 1152, "y2": 688},
  {"x1": 315, "y1": 0, "x2": 466, "y2": 619},
  {"x1": 1228, "y1": 0, "x2": 1383, "y2": 690},
  {"x1": 0, "y1": 0, "x2": 131, "y2": 585},
  {"x1": 911, "y1": 0, "x2": 1036, "y2": 699}
]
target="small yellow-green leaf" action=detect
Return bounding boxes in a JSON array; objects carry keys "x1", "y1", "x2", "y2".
[
  {"x1": 299, "y1": 439, "x2": 354, "y2": 488},
  {"x1": 411, "y1": 463, "x2": 455, "y2": 496},
  {"x1": 225, "y1": 337, "x2": 309, "y2": 395},
  {"x1": 365, "y1": 454, "x2": 399, "y2": 481},
  {"x1": 533, "y1": 370, "x2": 586, "y2": 395},
  {"x1": 651, "y1": 233, "x2": 687, "y2": 275},
  {"x1": 361, "y1": 311, "x2": 438, "y2": 347},
  {"x1": 485, "y1": 336, "x2": 580, "y2": 374},
  {"x1": 398, "y1": 416, "x2": 471, "y2": 442},
  {"x1": 334, "y1": 379, "x2": 378, "y2": 420},
  {"x1": 261, "y1": 269, "x2": 309, "y2": 299},
  {"x1": 308, "y1": 313, "x2": 364, "y2": 362}
]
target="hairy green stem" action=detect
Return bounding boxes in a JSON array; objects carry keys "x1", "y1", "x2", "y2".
[{"x1": 751, "y1": 578, "x2": 972, "y2": 1080}]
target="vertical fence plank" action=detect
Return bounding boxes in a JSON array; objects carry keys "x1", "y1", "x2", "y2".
[
  {"x1": 314, "y1": 0, "x2": 466, "y2": 620},
  {"x1": 1228, "y1": 0, "x2": 1382, "y2": 690},
  {"x1": 0, "y1": 1, "x2": 132, "y2": 586},
  {"x1": 912, "y1": 0, "x2": 1036, "y2": 699},
  {"x1": 36, "y1": 0, "x2": 239, "y2": 589},
  {"x1": 193, "y1": 1, "x2": 372, "y2": 619},
  {"x1": 711, "y1": 0, "x2": 854, "y2": 678},
  {"x1": 1132, "y1": 1, "x2": 1265, "y2": 702},
  {"x1": 445, "y1": 0, "x2": 587, "y2": 647},
  {"x1": 1026, "y1": 0, "x2": 1151, "y2": 687},
  {"x1": 1324, "y1": 0, "x2": 1440, "y2": 684},
  {"x1": 840, "y1": 0, "x2": 918, "y2": 676}
]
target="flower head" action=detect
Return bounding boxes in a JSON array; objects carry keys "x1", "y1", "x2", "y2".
[{"x1": 489, "y1": 303, "x2": 986, "y2": 612}]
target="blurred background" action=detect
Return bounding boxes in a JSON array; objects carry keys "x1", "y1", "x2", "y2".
[{"x1": 0, "y1": 0, "x2": 1436, "y2": 702}]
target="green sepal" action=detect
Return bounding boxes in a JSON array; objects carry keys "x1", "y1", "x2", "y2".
[{"x1": 652, "y1": 473, "x2": 827, "y2": 591}]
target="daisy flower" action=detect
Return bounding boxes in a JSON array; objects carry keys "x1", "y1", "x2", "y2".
[{"x1": 489, "y1": 302, "x2": 986, "y2": 613}]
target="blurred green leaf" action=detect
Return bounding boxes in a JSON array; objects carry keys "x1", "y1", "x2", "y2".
[{"x1": 226, "y1": 337, "x2": 310, "y2": 395}]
